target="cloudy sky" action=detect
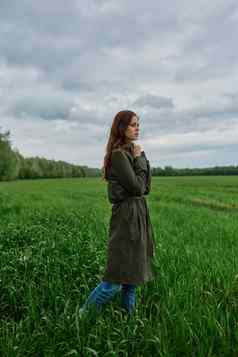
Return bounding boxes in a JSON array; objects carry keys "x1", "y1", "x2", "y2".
[{"x1": 0, "y1": 0, "x2": 238, "y2": 169}]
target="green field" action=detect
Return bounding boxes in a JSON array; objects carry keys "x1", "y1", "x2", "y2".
[{"x1": 0, "y1": 176, "x2": 238, "y2": 356}]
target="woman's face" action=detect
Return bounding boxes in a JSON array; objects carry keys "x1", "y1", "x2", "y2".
[{"x1": 124, "y1": 115, "x2": 140, "y2": 142}]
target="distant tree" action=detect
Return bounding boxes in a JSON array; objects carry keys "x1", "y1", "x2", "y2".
[
  {"x1": 164, "y1": 166, "x2": 175, "y2": 176},
  {"x1": 0, "y1": 128, "x2": 18, "y2": 181}
]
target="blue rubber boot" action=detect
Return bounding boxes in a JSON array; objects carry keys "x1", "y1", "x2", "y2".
[{"x1": 121, "y1": 284, "x2": 136, "y2": 315}]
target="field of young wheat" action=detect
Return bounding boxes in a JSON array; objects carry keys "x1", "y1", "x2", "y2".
[{"x1": 0, "y1": 176, "x2": 238, "y2": 356}]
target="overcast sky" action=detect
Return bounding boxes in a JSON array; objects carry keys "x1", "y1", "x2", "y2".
[{"x1": 0, "y1": 0, "x2": 238, "y2": 169}]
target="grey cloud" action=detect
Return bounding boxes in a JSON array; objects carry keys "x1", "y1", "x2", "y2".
[
  {"x1": 174, "y1": 64, "x2": 232, "y2": 82},
  {"x1": 133, "y1": 94, "x2": 174, "y2": 109},
  {"x1": 60, "y1": 78, "x2": 125, "y2": 94},
  {"x1": 174, "y1": 2, "x2": 238, "y2": 82},
  {"x1": 0, "y1": 0, "x2": 183, "y2": 77},
  {"x1": 152, "y1": 145, "x2": 238, "y2": 169},
  {"x1": 6, "y1": 92, "x2": 74, "y2": 120},
  {"x1": 133, "y1": 92, "x2": 238, "y2": 139},
  {"x1": 156, "y1": 141, "x2": 238, "y2": 156},
  {"x1": 0, "y1": 0, "x2": 238, "y2": 168},
  {"x1": 61, "y1": 79, "x2": 95, "y2": 93}
]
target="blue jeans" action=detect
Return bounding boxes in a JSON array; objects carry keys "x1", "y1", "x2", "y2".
[{"x1": 80, "y1": 280, "x2": 137, "y2": 315}]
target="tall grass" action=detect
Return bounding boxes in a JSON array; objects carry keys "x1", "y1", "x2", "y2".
[{"x1": 0, "y1": 176, "x2": 238, "y2": 356}]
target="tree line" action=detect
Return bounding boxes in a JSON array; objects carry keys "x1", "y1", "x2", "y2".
[
  {"x1": 0, "y1": 128, "x2": 237, "y2": 181},
  {"x1": 0, "y1": 128, "x2": 98, "y2": 181},
  {"x1": 152, "y1": 165, "x2": 238, "y2": 176}
]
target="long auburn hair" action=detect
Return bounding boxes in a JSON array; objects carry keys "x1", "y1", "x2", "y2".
[{"x1": 101, "y1": 110, "x2": 138, "y2": 181}]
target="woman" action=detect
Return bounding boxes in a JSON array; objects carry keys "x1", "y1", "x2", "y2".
[{"x1": 79, "y1": 110, "x2": 156, "y2": 318}]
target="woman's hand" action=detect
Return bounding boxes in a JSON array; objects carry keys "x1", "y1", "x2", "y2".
[{"x1": 133, "y1": 144, "x2": 142, "y2": 157}]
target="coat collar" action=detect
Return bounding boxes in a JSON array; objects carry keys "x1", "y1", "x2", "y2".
[{"x1": 121, "y1": 142, "x2": 134, "y2": 156}]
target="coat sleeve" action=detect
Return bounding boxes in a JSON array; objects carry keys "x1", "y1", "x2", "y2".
[
  {"x1": 144, "y1": 161, "x2": 151, "y2": 195},
  {"x1": 141, "y1": 151, "x2": 151, "y2": 195},
  {"x1": 111, "y1": 149, "x2": 148, "y2": 196}
]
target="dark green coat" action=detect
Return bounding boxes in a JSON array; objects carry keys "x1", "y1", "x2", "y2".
[{"x1": 102, "y1": 142, "x2": 157, "y2": 285}]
